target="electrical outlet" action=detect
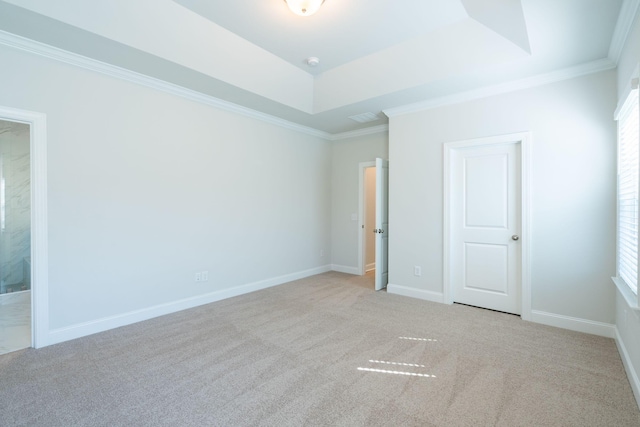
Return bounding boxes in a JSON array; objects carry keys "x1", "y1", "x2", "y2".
[
  {"x1": 202, "y1": 271, "x2": 209, "y2": 281},
  {"x1": 195, "y1": 272, "x2": 202, "y2": 282},
  {"x1": 414, "y1": 266, "x2": 422, "y2": 277}
]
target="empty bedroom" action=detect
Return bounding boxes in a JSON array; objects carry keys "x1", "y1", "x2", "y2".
[{"x1": 1, "y1": 0, "x2": 640, "y2": 425}]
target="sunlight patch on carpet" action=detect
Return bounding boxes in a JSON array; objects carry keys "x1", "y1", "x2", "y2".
[
  {"x1": 369, "y1": 360, "x2": 426, "y2": 368},
  {"x1": 398, "y1": 337, "x2": 437, "y2": 342},
  {"x1": 357, "y1": 367, "x2": 436, "y2": 378}
]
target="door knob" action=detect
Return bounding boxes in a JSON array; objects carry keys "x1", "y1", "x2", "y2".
[
  {"x1": 379, "y1": 229, "x2": 384, "y2": 234},
  {"x1": 512, "y1": 235, "x2": 520, "y2": 241}
]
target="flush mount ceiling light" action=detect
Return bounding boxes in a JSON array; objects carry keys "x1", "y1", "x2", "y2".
[{"x1": 284, "y1": 0, "x2": 325, "y2": 16}]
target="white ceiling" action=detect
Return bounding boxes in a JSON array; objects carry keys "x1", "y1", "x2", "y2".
[
  {"x1": 0, "y1": 0, "x2": 627, "y2": 135},
  {"x1": 175, "y1": 0, "x2": 470, "y2": 74}
]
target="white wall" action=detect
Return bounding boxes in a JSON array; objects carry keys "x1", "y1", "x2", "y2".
[
  {"x1": 388, "y1": 70, "x2": 617, "y2": 325},
  {"x1": 0, "y1": 44, "x2": 331, "y2": 336},
  {"x1": 330, "y1": 133, "x2": 388, "y2": 272},
  {"x1": 614, "y1": 9, "x2": 640, "y2": 407}
]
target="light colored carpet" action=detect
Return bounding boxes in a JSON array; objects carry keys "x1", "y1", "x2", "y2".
[{"x1": 1, "y1": 271, "x2": 638, "y2": 426}]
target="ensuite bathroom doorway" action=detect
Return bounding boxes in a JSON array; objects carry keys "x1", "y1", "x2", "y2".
[{"x1": 0, "y1": 118, "x2": 31, "y2": 355}]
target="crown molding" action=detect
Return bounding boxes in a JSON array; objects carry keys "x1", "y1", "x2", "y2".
[
  {"x1": 0, "y1": 30, "x2": 333, "y2": 140},
  {"x1": 0, "y1": 27, "x2": 622, "y2": 141},
  {"x1": 608, "y1": 0, "x2": 640, "y2": 64},
  {"x1": 383, "y1": 58, "x2": 616, "y2": 118},
  {"x1": 329, "y1": 124, "x2": 389, "y2": 141}
]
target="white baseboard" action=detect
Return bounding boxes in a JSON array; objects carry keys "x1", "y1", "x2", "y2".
[
  {"x1": 47, "y1": 264, "x2": 331, "y2": 346},
  {"x1": 387, "y1": 283, "x2": 445, "y2": 304},
  {"x1": 365, "y1": 263, "x2": 376, "y2": 272},
  {"x1": 529, "y1": 310, "x2": 615, "y2": 338},
  {"x1": 615, "y1": 327, "x2": 640, "y2": 410},
  {"x1": 331, "y1": 264, "x2": 360, "y2": 275}
]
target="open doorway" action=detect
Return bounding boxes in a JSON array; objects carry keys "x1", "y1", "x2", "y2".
[
  {"x1": 358, "y1": 158, "x2": 389, "y2": 291},
  {"x1": 0, "y1": 106, "x2": 48, "y2": 351},
  {"x1": 363, "y1": 166, "x2": 376, "y2": 275},
  {"x1": 358, "y1": 161, "x2": 376, "y2": 280},
  {"x1": 0, "y1": 119, "x2": 32, "y2": 354}
]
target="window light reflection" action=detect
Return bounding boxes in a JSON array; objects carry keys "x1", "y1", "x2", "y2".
[
  {"x1": 369, "y1": 360, "x2": 425, "y2": 368},
  {"x1": 357, "y1": 367, "x2": 436, "y2": 378},
  {"x1": 399, "y1": 337, "x2": 437, "y2": 342}
]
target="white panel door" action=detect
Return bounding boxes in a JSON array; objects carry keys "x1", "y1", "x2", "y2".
[
  {"x1": 375, "y1": 158, "x2": 389, "y2": 291},
  {"x1": 451, "y1": 143, "x2": 521, "y2": 314}
]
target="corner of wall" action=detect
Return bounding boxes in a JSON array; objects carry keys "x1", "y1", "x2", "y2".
[
  {"x1": 529, "y1": 310, "x2": 615, "y2": 338},
  {"x1": 387, "y1": 284, "x2": 445, "y2": 304},
  {"x1": 615, "y1": 325, "x2": 640, "y2": 410}
]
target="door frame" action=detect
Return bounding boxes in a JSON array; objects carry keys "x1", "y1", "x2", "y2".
[
  {"x1": 0, "y1": 106, "x2": 49, "y2": 348},
  {"x1": 443, "y1": 132, "x2": 531, "y2": 320},
  {"x1": 358, "y1": 161, "x2": 376, "y2": 276}
]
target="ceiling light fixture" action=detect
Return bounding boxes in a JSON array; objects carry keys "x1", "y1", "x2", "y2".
[{"x1": 284, "y1": 0, "x2": 325, "y2": 17}]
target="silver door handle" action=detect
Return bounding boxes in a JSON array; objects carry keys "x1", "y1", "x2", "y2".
[{"x1": 512, "y1": 235, "x2": 519, "y2": 241}]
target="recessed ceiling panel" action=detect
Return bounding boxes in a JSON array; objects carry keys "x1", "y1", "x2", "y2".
[{"x1": 173, "y1": 0, "x2": 469, "y2": 73}]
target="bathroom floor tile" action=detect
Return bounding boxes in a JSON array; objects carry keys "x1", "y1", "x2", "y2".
[{"x1": 0, "y1": 290, "x2": 31, "y2": 355}]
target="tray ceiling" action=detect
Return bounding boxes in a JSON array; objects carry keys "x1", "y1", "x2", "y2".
[{"x1": 0, "y1": 0, "x2": 626, "y2": 134}]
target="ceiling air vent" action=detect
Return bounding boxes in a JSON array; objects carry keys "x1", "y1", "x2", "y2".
[{"x1": 348, "y1": 112, "x2": 381, "y2": 123}]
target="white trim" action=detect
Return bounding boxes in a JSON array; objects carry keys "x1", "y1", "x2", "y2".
[
  {"x1": 612, "y1": 277, "x2": 640, "y2": 311},
  {"x1": 530, "y1": 310, "x2": 615, "y2": 338},
  {"x1": 616, "y1": 327, "x2": 640, "y2": 410},
  {"x1": 608, "y1": 0, "x2": 640, "y2": 64},
  {"x1": 383, "y1": 59, "x2": 615, "y2": 118},
  {"x1": 365, "y1": 263, "x2": 376, "y2": 272},
  {"x1": 0, "y1": 106, "x2": 48, "y2": 349},
  {"x1": 331, "y1": 264, "x2": 360, "y2": 275},
  {"x1": 0, "y1": 28, "x2": 617, "y2": 141},
  {"x1": 520, "y1": 134, "x2": 532, "y2": 320},
  {"x1": 387, "y1": 284, "x2": 445, "y2": 304},
  {"x1": 615, "y1": 63, "x2": 640, "y2": 119},
  {"x1": 47, "y1": 265, "x2": 330, "y2": 346},
  {"x1": 358, "y1": 161, "x2": 376, "y2": 276},
  {"x1": 443, "y1": 132, "x2": 532, "y2": 320},
  {"x1": 0, "y1": 30, "x2": 332, "y2": 141},
  {"x1": 330, "y1": 124, "x2": 389, "y2": 141},
  {"x1": 443, "y1": 145, "x2": 452, "y2": 306}
]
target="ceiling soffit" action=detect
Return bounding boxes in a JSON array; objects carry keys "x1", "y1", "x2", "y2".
[{"x1": 462, "y1": 0, "x2": 531, "y2": 53}]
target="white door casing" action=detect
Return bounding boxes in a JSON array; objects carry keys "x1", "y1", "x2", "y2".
[
  {"x1": 0, "y1": 105, "x2": 49, "y2": 348},
  {"x1": 444, "y1": 133, "x2": 531, "y2": 318},
  {"x1": 375, "y1": 158, "x2": 389, "y2": 291}
]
